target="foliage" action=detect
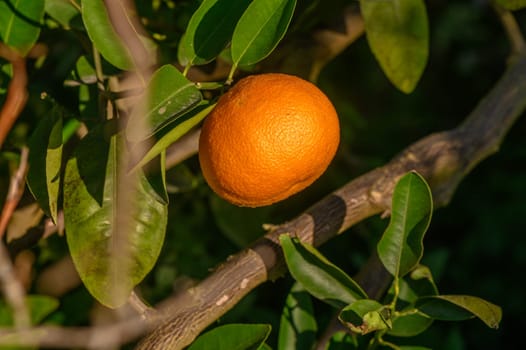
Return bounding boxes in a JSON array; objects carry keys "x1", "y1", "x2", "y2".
[{"x1": 0, "y1": 0, "x2": 524, "y2": 349}]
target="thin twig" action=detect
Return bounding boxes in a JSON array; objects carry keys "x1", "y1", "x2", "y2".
[
  {"x1": 0, "y1": 43, "x2": 28, "y2": 149},
  {"x1": 0, "y1": 147, "x2": 30, "y2": 239}
]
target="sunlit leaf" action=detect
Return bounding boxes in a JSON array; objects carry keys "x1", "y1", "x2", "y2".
[
  {"x1": 64, "y1": 125, "x2": 167, "y2": 308},
  {"x1": 361, "y1": 0, "x2": 429, "y2": 93},
  {"x1": 128, "y1": 102, "x2": 214, "y2": 172},
  {"x1": 126, "y1": 65, "x2": 203, "y2": 142},
  {"x1": 188, "y1": 324, "x2": 271, "y2": 350},
  {"x1": 377, "y1": 172, "x2": 433, "y2": 277},
  {"x1": 339, "y1": 299, "x2": 391, "y2": 334},
  {"x1": 45, "y1": 0, "x2": 81, "y2": 29},
  {"x1": 280, "y1": 235, "x2": 367, "y2": 308},
  {"x1": 178, "y1": 0, "x2": 252, "y2": 67},
  {"x1": 278, "y1": 283, "x2": 317, "y2": 350},
  {"x1": 0, "y1": 0, "x2": 45, "y2": 55},
  {"x1": 416, "y1": 295, "x2": 502, "y2": 329},
  {"x1": 231, "y1": 0, "x2": 296, "y2": 68},
  {"x1": 81, "y1": 0, "x2": 134, "y2": 70},
  {"x1": 27, "y1": 108, "x2": 63, "y2": 223},
  {"x1": 495, "y1": 0, "x2": 526, "y2": 10}
]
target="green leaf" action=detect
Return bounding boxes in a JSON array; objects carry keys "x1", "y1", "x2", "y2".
[
  {"x1": 128, "y1": 102, "x2": 215, "y2": 172},
  {"x1": 387, "y1": 265, "x2": 437, "y2": 337},
  {"x1": 339, "y1": 299, "x2": 391, "y2": 335},
  {"x1": 81, "y1": 0, "x2": 134, "y2": 70},
  {"x1": 126, "y1": 64, "x2": 203, "y2": 142},
  {"x1": 63, "y1": 125, "x2": 167, "y2": 308},
  {"x1": 495, "y1": 0, "x2": 526, "y2": 10},
  {"x1": 377, "y1": 171, "x2": 433, "y2": 277},
  {"x1": 390, "y1": 312, "x2": 432, "y2": 337},
  {"x1": 178, "y1": 0, "x2": 252, "y2": 67},
  {"x1": 325, "y1": 331, "x2": 356, "y2": 349},
  {"x1": 45, "y1": 0, "x2": 81, "y2": 29},
  {"x1": 280, "y1": 235, "x2": 367, "y2": 308},
  {"x1": 0, "y1": 295, "x2": 59, "y2": 326},
  {"x1": 188, "y1": 324, "x2": 271, "y2": 350},
  {"x1": 0, "y1": 295, "x2": 58, "y2": 350},
  {"x1": 361, "y1": 0, "x2": 429, "y2": 93},
  {"x1": 416, "y1": 295, "x2": 502, "y2": 329},
  {"x1": 399, "y1": 347, "x2": 432, "y2": 350},
  {"x1": 27, "y1": 108, "x2": 63, "y2": 223},
  {"x1": 278, "y1": 283, "x2": 317, "y2": 350},
  {"x1": 231, "y1": 0, "x2": 296, "y2": 68},
  {"x1": 0, "y1": 0, "x2": 45, "y2": 55}
]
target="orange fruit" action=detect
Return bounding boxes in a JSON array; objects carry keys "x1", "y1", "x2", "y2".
[{"x1": 198, "y1": 73, "x2": 340, "y2": 207}]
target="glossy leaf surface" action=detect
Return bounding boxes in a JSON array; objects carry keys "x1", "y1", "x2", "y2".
[
  {"x1": 280, "y1": 235, "x2": 367, "y2": 308},
  {"x1": 188, "y1": 324, "x2": 271, "y2": 350},
  {"x1": 0, "y1": 0, "x2": 45, "y2": 55},
  {"x1": 231, "y1": 0, "x2": 296, "y2": 67},
  {"x1": 339, "y1": 299, "x2": 391, "y2": 334},
  {"x1": 27, "y1": 109, "x2": 63, "y2": 223},
  {"x1": 388, "y1": 265, "x2": 437, "y2": 337},
  {"x1": 81, "y1": 0, "x2": 134, "y2": 70},
  {"x1": 64, "y1": 126, "x2": 167, "y2": 308},
  {"x1": 126, "y1": 64, "x2": 203, "y2": 142},
  {"x1": 178, "y1": 0, "x2": 252, "y2": 66},
  {"x1": 416, "y1": 295, "x2": 502, "y2": 329},
  {"x1": 361, "y1": 0, "x2": 429, "y2": 93},
  {"x1": 278, "y1": 283, "x2": 317, "y2": 350},
  {"x1": 45, "y1": 0, "x2": 81, "y2": 28},
  {"x1": 377, "y1": 172, "x2": 433, "y2": 277},
  {"x1": 129, "y1": 102, "x2": 214, "y2": 172}
]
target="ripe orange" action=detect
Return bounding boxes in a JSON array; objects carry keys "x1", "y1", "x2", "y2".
[{"x1": 198, "y1": 73, "x2": 340, "y2": 207}]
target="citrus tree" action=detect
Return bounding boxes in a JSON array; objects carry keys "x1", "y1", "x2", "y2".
[{"x1": 0, "y1": 0, "x2": 525, "y2": 349}]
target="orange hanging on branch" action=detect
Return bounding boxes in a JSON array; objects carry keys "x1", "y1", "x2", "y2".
[{"x1": 199, "y1": 73, "x2": 340, "y2": 207}]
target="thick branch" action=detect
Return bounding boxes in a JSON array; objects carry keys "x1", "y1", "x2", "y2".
[{"x1": 135, "y1": 55, "x2": 526, "y2": 349}]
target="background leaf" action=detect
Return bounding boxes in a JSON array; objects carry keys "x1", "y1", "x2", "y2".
[
  {"x1": 361, "y1": 0, "x2": 429, "y2": 93},
  {"x1": 377, "y1": 172, "x2": 433, "y2": 277},
  {"x1": 0, "y1": 0, "x2": 45, "y2": 55},
  {"x1": 278, "y1": 283, "x2": 317, "y2": 350},
  {"x1": 81, "y1": 0, "x2": 134, "y2": 70},
  {"x1": 126, "y1": 64, "x2": 203, "y2": 142},
  {"x1": 63, "y1": 125, "x2": 167, "y2": 308},
  {"x1": 495, "y1": 0, "x2": 526, "y2": 10},
  {"x1": 280, "y1": 235, "x2": 367, "y2": 308},
  {"x1": 188, "y1": 324, "x2": 271, "y2": 350},
  {"x1": 27, "y1": 108, "x2": 63, "y2": 223},
  {"x1": 178, "y1": 0, "x2": 252, "y2": 67},
  {"x1": 231, "y1": 0, "x2": 296, "y2": 68},
  {"x1": 416, "y1": 295, "x2": 502, "y2": 329},
  {"x1": 0, "y1": 295, "x2": 59, "y2": 326}
]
